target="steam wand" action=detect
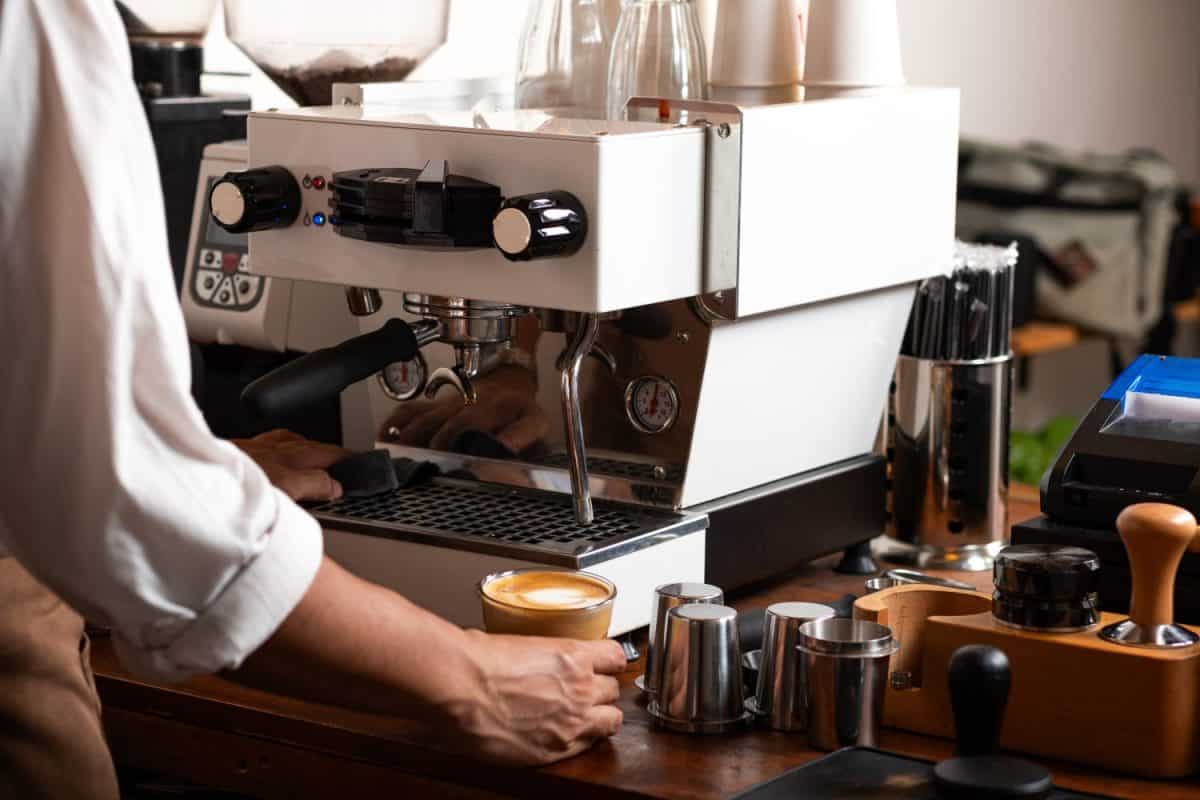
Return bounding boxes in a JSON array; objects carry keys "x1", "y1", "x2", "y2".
[{"x1": 558, "y1": 314, "x2": 600, "y2": 525}]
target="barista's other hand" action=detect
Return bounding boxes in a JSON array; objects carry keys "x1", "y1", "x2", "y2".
[
  {"x1": 232, "y1": 429, "x2": 349, "y2": 502},
  {"x1": 444, "y1": 631, "x2": 625, "y2": 766},
  {"x1": 380, "y1": 365, "x2": 548, "y2": 455}
]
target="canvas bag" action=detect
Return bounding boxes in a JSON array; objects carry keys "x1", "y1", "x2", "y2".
[{"x1": 956, "y1": 139, "x2": 1179, "y2": 340}]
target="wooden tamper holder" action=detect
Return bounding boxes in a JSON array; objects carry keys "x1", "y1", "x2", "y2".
[{"x1": 1100, "y1": 503, "x2": 1200, "y2": 648}]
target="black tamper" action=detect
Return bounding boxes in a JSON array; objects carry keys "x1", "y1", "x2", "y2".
[{"x1": 933, "y1": 645, "x2": 1052, "y2": 799}]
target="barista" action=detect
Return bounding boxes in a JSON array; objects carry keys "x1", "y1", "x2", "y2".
[{"x1": 0, "y1": 3, "x2": 622, "y2": 798}]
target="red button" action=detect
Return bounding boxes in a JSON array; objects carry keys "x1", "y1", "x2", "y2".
[
  {"x1": 221, "y1": 252, "x2": 240, "y2": 274},
  {"x1": 312, "y1": 176, "x2": 326, "y2": 190}
]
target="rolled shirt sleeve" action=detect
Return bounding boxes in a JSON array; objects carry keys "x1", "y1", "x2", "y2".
[{"x1": 0, "y1": 0, "x2": 322, "y2": 681}]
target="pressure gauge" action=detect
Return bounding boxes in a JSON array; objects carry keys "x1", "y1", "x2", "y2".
[
  {"x1": 625, "y1": 376, "x2": 680, "y2": 435},
  {"x1": 378, "y1": 353, "x2": 428, "y2": 401}
]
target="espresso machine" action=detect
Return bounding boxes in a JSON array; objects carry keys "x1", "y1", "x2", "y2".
[{"x1": 209, "y1": 3, "x2": 959, "y2": 635}]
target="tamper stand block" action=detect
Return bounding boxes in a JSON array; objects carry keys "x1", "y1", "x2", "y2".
[{"x1": 855, "y1": 585, "x2": 1200, "y2": 778}]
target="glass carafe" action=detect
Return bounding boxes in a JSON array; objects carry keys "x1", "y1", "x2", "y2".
[
  {"x1": 605, "y1": 0, "x2": 708, "y2": 120},
  {"x1": 515, "y1": 0, "x2": 611, "y2": 119}
]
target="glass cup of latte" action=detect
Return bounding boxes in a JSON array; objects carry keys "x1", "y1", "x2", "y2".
[{"x1": 478, "y1": 568, "x2": 617, "y2": 639}]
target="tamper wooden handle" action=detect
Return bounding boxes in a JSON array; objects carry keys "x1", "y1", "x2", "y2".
[{"x1": 1116, "y1": 503, "x2": 1200, "y2": 628}]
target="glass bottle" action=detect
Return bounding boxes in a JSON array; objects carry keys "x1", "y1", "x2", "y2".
[
  {"x1": 515, "y1": 0, "x2": 611, "y2": 119},
  {"x1": 605, "y1": 0, "x2": 708, "y2": 121}
]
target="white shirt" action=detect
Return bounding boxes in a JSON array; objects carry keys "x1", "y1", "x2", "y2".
[{"x1": 0, "y1": 0, "x2": 323, "y2": 682}]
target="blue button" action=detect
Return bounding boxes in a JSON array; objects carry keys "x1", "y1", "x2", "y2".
[{"x1": 312, "y1": 212, "x2": 326, "y2": 226}]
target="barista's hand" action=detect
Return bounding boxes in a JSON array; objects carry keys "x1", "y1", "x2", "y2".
[
  {"x1": 380, "y1": 365, "x2": 548, "y2": 455},
  {"x1": 232, "y1": 429, "x2": 349, "y2": 502},
  {"x1": 444, "y1": 630, "x2": 625, "y2": 765}
]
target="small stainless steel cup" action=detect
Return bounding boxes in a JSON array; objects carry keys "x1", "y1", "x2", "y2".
[
  {"x1": 638, "y1": 582, "x2": 724, "y2": 695},
  {"x1": 649, "y1": 603, "x2": 751, "y2": 733},
  {"x1": 864, "y1": 576, "x2": 904, "y2": 594},
  {"x1": 797, "y1": 618, "x2": 898, "y2": 751},
  {"x1": 749, "y1": 602, "x2": 835, "y2": 731}
]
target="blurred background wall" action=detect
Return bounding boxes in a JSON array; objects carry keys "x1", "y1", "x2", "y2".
[{"x1": 899, "y1": 0, "x2": 1200, "y2": 183}]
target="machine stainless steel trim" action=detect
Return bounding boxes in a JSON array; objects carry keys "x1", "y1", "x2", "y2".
[
  {"x1": 345, "y1": 287, "x2": 383, "y2": 316},
  {"x1": 378, "y1": 444, "x2": 685, "y2": 509},
  {"x1": 625, "y1": 98, "x2": 743, "y2": 299},
  {"x1": 308, "y1": 476, "x2": 707, "y2": 567}
]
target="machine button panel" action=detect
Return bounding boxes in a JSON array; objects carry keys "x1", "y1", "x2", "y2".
[
  {"x1": 194, "y1": 270, "x2": 223, "y2": 302},
  {"x1": 189, "y1": 246, "x2": 263, "y2": 312}
]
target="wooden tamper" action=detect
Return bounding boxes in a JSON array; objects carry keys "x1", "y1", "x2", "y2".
[{"x1": 1100, "y1": 503, "x2": 1200, "y2": 648}]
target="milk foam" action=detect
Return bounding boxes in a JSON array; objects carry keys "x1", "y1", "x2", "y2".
[{"x1": 485, "y1": 572, "x2": 610, "y2": 610}]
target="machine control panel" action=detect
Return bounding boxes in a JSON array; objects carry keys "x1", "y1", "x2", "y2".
[
  {"x1": 330, "y1": 160, "x2": 501, "y2": 248},
  {"x1": 493, "y1": 191, "x2": 588, "y2": 262},
  {"x1": 215, "y1": 159, "x2": 588, "y2": 264},
  {"x1": 210, "y1": 165, "x2": 301, "y2": 234},
  {"x1": 190, "y1": 180, "x2": 262, "y2": 312}
]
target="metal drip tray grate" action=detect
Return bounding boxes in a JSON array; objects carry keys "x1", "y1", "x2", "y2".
[{"x1": 308, "y1": 477, "x2": 706, "y2": 567}]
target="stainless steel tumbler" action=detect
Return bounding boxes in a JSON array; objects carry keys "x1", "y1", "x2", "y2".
[
  {"x1": 798, "y1": 618, "x2": 898, "y2": 751},
  {"x1": 750, "y1": 602, "x2": 835, "y2": 731},
  {"x1": 638, "y1": 582, "x2": 724, "y2": 695},
  {"x1": 650, "y1": 603, "x2": 750, "y2": 733},
  {"x1": 883, "y1": 354, "x2": 1012, "y2": 571}
]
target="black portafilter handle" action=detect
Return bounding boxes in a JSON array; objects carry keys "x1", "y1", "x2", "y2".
[
  {"x1": 242, "y1": 318, "x2": 422, "y2": 420},
  {"x1": 948, "y1": 644, "x2": 1011, "y2": 757}
]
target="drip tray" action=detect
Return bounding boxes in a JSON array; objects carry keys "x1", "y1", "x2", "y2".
[{"x1": 307, "y1": 477, "x2": 707, "y2": 568}]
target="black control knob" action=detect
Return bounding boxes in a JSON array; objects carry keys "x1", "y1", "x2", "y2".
[
  {"x1": 933, "y1": 645, "x2": 1052, "y2": 800},
  {"x1": 493, "y1": 191, "x2": 587, "y2": 261},
  {"x1": 209, "y1": 166, "x2": 301, "y2": 234}
]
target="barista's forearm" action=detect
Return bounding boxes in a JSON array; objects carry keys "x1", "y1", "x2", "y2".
[{"x1": 230, "y1": 557, "x2": 481, "y2": 725}]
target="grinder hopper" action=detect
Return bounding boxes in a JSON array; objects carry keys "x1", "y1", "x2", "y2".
[
  {"x1": 222, "y1": 0, "x2": 451, "y2": 106},
  {"x1": 116, "y1": 0, "x2": 219, "y2": 41}
]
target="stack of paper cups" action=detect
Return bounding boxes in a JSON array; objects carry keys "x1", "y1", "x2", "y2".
[
  {"x1": 709, "y1": 0, "x2": 805, "y2": 106},
  {"x1": 802, "y1": 0, "x2": 905, "y2": 100}
]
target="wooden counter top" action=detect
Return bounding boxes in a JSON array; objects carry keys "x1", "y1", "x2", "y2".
[{"x1": 92, "y1": 495, "x2": 1200, "y2": 799}]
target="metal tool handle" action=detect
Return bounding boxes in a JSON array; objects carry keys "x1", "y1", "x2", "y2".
[{"x1": 243, "y1": 318, "x2": 440, "y2": 420}]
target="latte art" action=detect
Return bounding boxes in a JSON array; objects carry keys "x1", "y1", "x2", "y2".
[
  {"x1": 484, "y1": 572, "x2": 612, "y2": 610},
  {"x1": 479, "y1": 569, "x2": 616, "y2": 639}
]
